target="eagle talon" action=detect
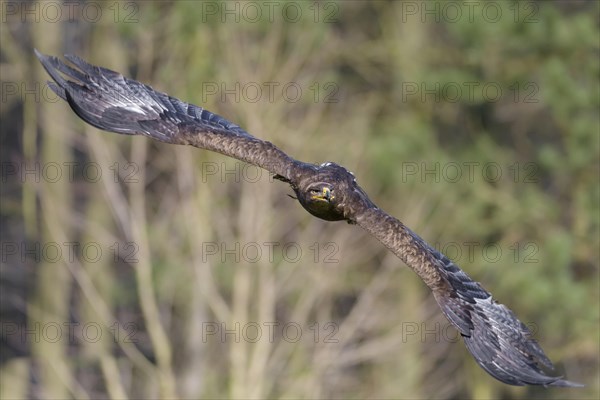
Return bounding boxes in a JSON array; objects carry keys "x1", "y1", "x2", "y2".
[{"x1": 273, "y1": 174, "x2": 290, "y2": 183}]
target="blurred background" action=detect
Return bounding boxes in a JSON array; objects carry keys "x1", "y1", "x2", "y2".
[{"x1": 1, "y1": 1, "x2": 598, "y2": 399}]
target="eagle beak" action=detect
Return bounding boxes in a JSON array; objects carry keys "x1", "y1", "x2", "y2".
[{"x1": 310, "y1": 187, "x2": 334, "y2": 202}]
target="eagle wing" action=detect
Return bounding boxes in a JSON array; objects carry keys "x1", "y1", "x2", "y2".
[
  {"x1": 35, "y1": 49, "x2": 299, "y2": 181},
  {"x1": 355, "y1": 207, "x2": 582, "y2": 387}
]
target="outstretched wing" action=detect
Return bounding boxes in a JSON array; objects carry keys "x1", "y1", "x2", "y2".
[
  {"x1": 35, "y1": 50, "x2": 299, "y2": 180},
  {"x1": 355, "y1": 207, "x2": 582, "y2": 387},
  {"x1": 37, "y1": 50, "x2": 580, "y2": 388}
]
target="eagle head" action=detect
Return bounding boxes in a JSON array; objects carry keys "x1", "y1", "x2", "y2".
[{"x1": 294, "y1": 162, "x2": 372, "y2": 222}]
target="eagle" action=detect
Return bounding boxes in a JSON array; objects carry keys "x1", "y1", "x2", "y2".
[{"x1": 35, "y1": 50, "x2": 581, "y2": 388}]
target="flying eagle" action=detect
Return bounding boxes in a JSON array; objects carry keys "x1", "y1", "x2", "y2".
[{"x1": 35, "y1": 50, "x2": 581, "y2": 388}]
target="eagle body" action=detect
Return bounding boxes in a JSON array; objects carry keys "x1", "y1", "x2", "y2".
[{"x1": 35, "y1": 50, "x2": 581, "y2": 388}]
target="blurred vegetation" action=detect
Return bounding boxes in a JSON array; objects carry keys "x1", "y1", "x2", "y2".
[{"x1": 1, "y1": 1, "x2": 598, "y2": 399}]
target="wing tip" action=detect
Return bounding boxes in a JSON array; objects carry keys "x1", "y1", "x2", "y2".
[
  {"x1": 433, "y1": 274, "x2": 582, "y2": 389},
  {"x1": 544, "y1": 377, "x2": 585, "y2": 388}
]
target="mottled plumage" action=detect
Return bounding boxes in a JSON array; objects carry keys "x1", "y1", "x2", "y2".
[{"x1": 36, "y1": 50, "x2": 581, "y2": 388}]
